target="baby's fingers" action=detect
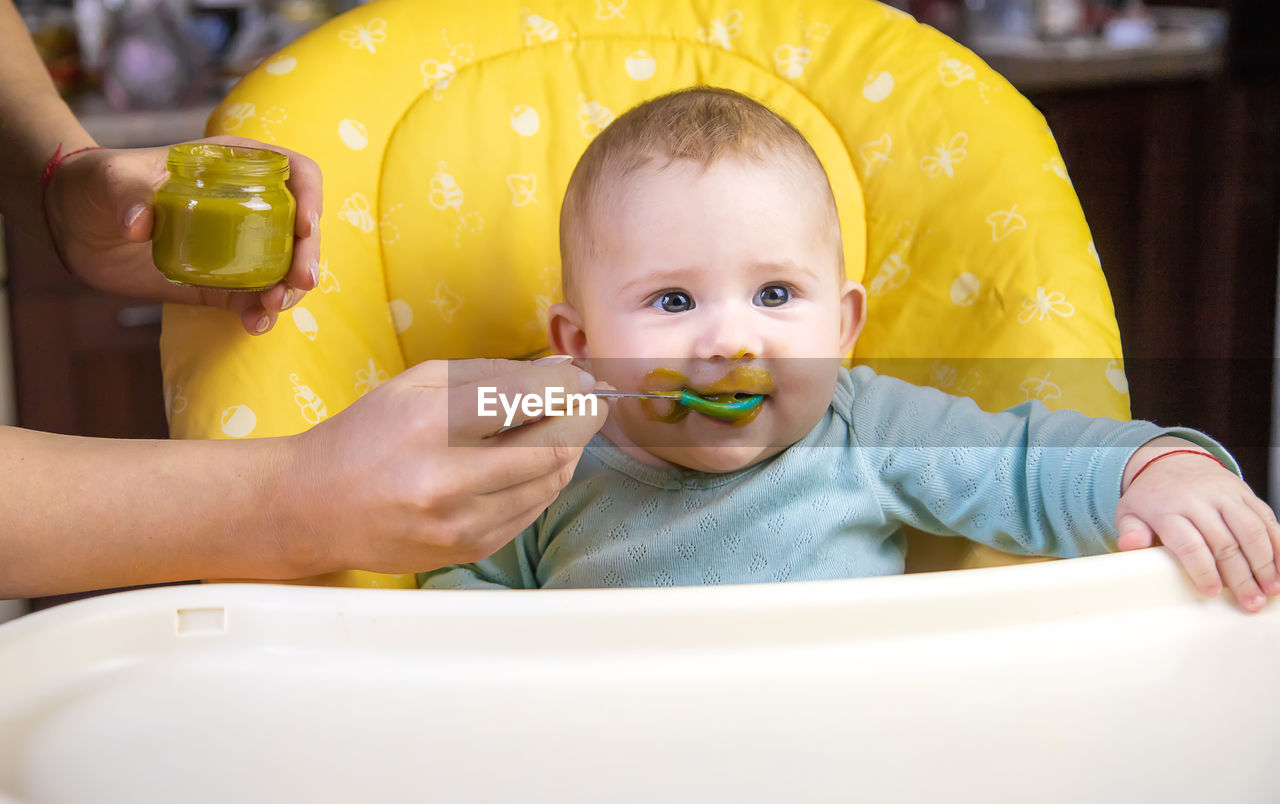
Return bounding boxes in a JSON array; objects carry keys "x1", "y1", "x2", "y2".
[
  {"x1": 1189, "y1": 510, "x2": 1268, "y2": 612},
  {"x1": 1116, "y1": 513, "x2": 1156, "y2": 552},
  {"x1": 1225, "y1": 500, "x2": 1280, "y2": 598},
  {"x1": 1244, "y1": 495, "x2": 1280, "y2": 596},
  {"x1": 1151, "y1": 515, "x2": 1225, "y2": 599}
]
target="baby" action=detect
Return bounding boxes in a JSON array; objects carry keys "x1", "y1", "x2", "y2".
[{"x1": 420, "y1": 87, "x2": 1280, "y2": 612}]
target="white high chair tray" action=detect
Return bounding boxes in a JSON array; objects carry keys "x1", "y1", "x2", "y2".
[{"x1": 0, "y1": 549, "x2": 1276, "y2": 804}]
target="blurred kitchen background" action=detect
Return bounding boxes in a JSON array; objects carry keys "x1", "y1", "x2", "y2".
[
  {"x1": 17, "y1": 0, "x2": 361, "y2": 103},
  {"x1": 1, "y1": 0, "x2": 1278, "y2": 500}
]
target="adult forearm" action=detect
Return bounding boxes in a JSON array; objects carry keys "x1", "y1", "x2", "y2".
[
  {"x1": 0, "y1": 0, "x2": 96, "y2": 239},
  {"x1": 0, "y1": 427, "x2": 322, "y2": 598}
]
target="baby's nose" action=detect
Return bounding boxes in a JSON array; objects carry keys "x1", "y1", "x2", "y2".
[{"x1": 694, "y1": 306, "x2": 762, "y2": 361}]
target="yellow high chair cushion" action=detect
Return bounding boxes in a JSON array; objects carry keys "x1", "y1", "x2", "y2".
[{"x1": 161, "y1": 0, "x2": 1130, "y2": 587}]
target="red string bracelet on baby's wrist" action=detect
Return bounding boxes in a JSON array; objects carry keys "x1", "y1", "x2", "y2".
[
  {"x1": 1128, "y1": 448, "x2": 1226, "y2": 487},
  {"x1": 40, "y1": 142, "x2": 104, "y2": 271}
]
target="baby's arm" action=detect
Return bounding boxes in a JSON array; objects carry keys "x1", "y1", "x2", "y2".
[
  {"x1": 417, "y1": 562, "x2": 516, "y2": 589},
  {"x1": 417, "y1": 523, "x2": 543, "y2": 589},
  {"x1": 846, "y1": 369, "x2": 1165, "y2": 559},
  {"x1": 1116, "y1": 436, "x2": 1280, "y2": 612},
  {"x1": 843, "y1": 369, "x2": 1276, "y2": 611}
]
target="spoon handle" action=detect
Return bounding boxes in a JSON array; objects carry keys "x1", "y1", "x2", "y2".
[{"x1": 589, "y1": 390, "x2": 679, "y2": 400}]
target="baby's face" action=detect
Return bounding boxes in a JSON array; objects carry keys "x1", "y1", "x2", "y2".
[{"x1": 554, "y1": 155, "x2": 864, "y2": 473}]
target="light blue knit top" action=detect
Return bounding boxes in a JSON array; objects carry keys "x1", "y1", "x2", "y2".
[{"x1": 418, "y1": 367, "x2": 1233, "y2": 589}]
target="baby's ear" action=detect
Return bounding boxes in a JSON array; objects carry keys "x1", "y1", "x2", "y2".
[
  {"x1": 838, "y1": 280, "x2": 868, "y2": 357},
  {"x1": 548, "y1": 302, "x2": 590, "y2": 360}
]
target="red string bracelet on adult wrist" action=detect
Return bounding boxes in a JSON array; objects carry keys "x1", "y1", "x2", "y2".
[
  {"x1": 41, "y1": 142, "x2": 103, "y2": 193},
  {"x1": 1129, "y1": 448, "x2": 1226, "y2": 487},
  {"x1": 41, "y1": 142, "x2": 104, "y2": 272}
]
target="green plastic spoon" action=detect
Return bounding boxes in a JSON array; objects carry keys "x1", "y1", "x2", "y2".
[{"x1": 592, "y1": 390, "x2": 766, "y2": 422}]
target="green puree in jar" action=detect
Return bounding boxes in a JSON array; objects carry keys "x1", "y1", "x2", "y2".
[{"x1": 152, "y1": 144, "x2": 296, "y2": 291}]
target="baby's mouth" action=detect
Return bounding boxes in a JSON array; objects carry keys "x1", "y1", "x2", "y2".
[
  {"x1": 640, "y1": 365, "x2": 773, "y2": 425},
  {"x1": 697, "y1": 364, "x2": 776, "y2": 397},
  {"x1": 686, "y1": 391, "x2": 768, "y2": 425}
]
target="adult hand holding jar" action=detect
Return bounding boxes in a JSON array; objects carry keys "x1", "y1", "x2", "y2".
[
  {"x1": 41, "y1": 135, "x2": 322, "y2": 336},
  {"x1": 0, "y1": 0, "x2": 611, "y2": 599},
  {"x1": 2, "y1": 0, "x2": 315, "y2": 331}
]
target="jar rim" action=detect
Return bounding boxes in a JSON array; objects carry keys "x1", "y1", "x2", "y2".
[{"x1": 167, "y1": 143, "x2": 291, "y2": 181}]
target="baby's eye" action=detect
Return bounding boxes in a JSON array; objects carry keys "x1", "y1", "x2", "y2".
[
  {"x1": 652, "y1": 291, "x2": 694, "y2": 313},
  {"x1": 756, "y1": 285, "x2": 791, "y2": 308}
]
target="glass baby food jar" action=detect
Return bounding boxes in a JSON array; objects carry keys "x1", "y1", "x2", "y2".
[{"x1": 152, "y1": 143, "x2": 295, "y2": 291}]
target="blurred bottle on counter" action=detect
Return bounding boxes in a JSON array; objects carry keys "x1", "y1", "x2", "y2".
[
  {"x1": 18, "y1": 0, "x2": 84, "y2": 96},
  {"x1": 964, "y1": 0, "x2": 1036, "y2": 46},
  {"x1": 28, "y1": 0, "x2": 345, "y2": 108},
  {"x1": 1035, "y1": 0, "x2": 1087, "y2": 39},
  {"x1": 72, "y1": 0, "x2": 108, "y2": 87},
  {"x1": 964, "y1": 0, "x2": 1154, "y2": 49},
  {"x1": 99, "y1": 0, "x2": 205, "y2": 109},
  {"x1": 215, "y1": 0, "x2": 334, "y2": 79},
  {"x1": 1096, "y1": 1, "x2": 1157, "y2": 49}
]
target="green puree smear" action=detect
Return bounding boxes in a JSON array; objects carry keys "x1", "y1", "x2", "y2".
[{"x1": 641, "y1": 367, "x2": 772, "y2": 425}]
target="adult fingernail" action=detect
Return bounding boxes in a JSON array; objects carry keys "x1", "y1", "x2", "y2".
[
  {"x1": 309, "y1": 257, "x2": 319, "y2": 286},
  {"x1": 254, "y1": 315, "x2": 271, "y2": 334},
  {"x1": 124, "y1": 204, "x2": 146, "y2": 228},
  {"x1": 309, "y1": 210, "x2": 320, "y2": 237},
  {"x1": 280, "y1": 288, "x2": 296, "y2": 310},
  {"x1": 533, "y1": 354, "x2": 573, "y2": 365},
  {"x1": 579, "y1": 371, "x2": 596, "y2": 393}
]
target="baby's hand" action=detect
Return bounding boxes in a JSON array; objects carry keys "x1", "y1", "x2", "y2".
[{"x1": 1116, "y1": 438, "x2": 1280, "y2": 612}]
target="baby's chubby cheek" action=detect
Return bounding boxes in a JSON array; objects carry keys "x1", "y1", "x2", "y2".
[{"x1": 770, "y1": 370, "x2": 838, "y2": 442}]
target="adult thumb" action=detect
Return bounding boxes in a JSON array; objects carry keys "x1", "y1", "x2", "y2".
[
  {"x1": 120, "y1": 197, "x2": 155, "y2": 242},
  {"x1": 101, "y1": 147, "x2": 169, "y2": 242}
]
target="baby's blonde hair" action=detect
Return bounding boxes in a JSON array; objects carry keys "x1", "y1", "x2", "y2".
[{"x1": 559, "y1": 87, "x2": 843, "y2": 303}]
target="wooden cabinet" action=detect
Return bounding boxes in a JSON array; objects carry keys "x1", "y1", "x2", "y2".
[
  {"x1": 4, "y1": 223, "x2": 169, "y2": 440},
  {"x1": 1025, "y1": 77, "x2": 1280, "y2": 492}
]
